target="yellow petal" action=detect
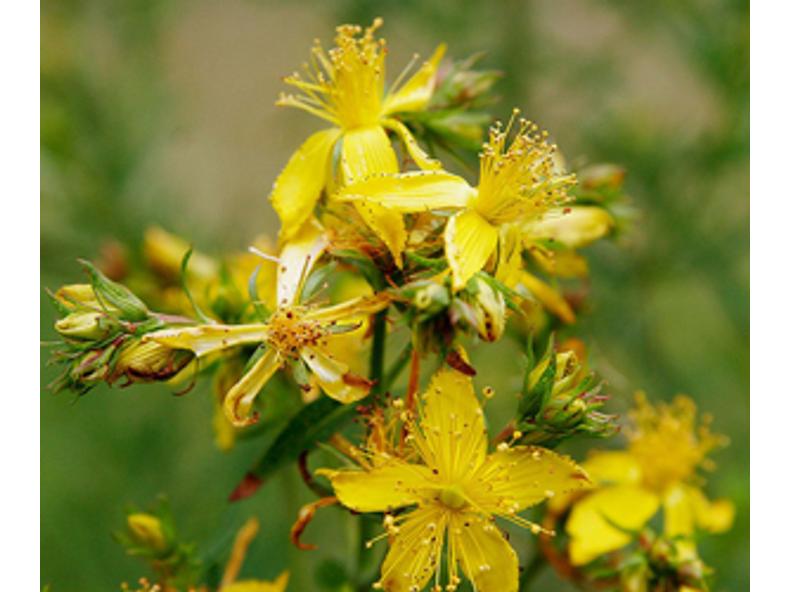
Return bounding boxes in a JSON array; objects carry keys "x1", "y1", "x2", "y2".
[
  {"x1": 382, "y1": 44, "x2": 446, "y2": 115},
  {"x1": 382, "y1": 117, "x2": 442, "y2": 170},
  {"x1": 340, "y1": 125, "x2": 398, "y2": 180},
  {"x1": 445, "y1": 210, "x2": 499, "y2": 290},
  {"x1": 145, "y1": 324, "x2": 270, "y2": 357},
  {"x1": 353, "y1": 200, "x2": 408, "y2": 267},
  {"x1": 449, "y1": 513, "x2": 519, "y2": 592},
  {"x1": 663, "y1": 484, "x2": 735, "y2": 537},
  {"x1": 526, "y1": 205, "x2": 614, "y2": 249},
  {"x1": 494, "y1": 224, "x2": 524, "y2": 287},
  {"x1": 222, "y1": 572, "x2": 289, "y2": 592},
  {"x1": 518, "y1": 271, "x2": 576, "y2": 324},
  {"x1": 662, "y1": 483, "x2": 695, "y2": 538},
  {"x1": 300, "y1": 345, "x2": 371, "y2": 403},
  {"x1": 319, "y1": 462, "x2": 434, "y2": 513},
  {"x1": 583, "y1": 451, "x2": 642, "y2": 486},
  {"x1": 270, "y1": 128, "x2": 341, "y2": 241},
  {"x1": 415, "y1": 368, "x2": 488, "y2": 480},
  {"x1": 567, "y1": 485, "x2": 659, "y2": 565},
  {"x1": 691, "y1": 492, "x2": 735, "y2": 534},
  {"x1": 339, "y1": 126, "x2": 407, "y2": 265},
  {"x1": 377, "y1": 506, "x2": 446, "y2": 592},
  {"x1": 336, "y1": 170, "x2": 473, "y2": 212},
  {"x1": 224, "y1": 349, "x2": 283, "y2": 426},
  {"x1": 304, "y1": 292, "x2": 391, "y2": 323},
  {"x1": 474, "y1": 446, "x2": 591, "y2": 514},
  {"x1": 276, "y1": 220, "x2": 328, "y2": 307}
]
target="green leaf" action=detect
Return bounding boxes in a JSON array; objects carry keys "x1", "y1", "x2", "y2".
[
  {"x1": 246, "y1": 396, "x2": 360, "y2": 483},
  {"x1": 179, "y1": 248, "x2": 214, "y2": 323}
]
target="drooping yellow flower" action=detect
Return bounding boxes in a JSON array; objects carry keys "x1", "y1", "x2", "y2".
[
  {"x1": 271, "y1": 18, "x2": 446, "y2": 263},
  {"x1": 144, "y1": 223, "x2": 389, "y2": 426},
  {"x1": 319, "y1": 367, "x2": 591, "y2": 592},
  {"x1": 563, "y1": 393, "x2": 735, "y2": 565},
  {"x1": 338, "y1": 113, "x2": 575, "y2": 289}
]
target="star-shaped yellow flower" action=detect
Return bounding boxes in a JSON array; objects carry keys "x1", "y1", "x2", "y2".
[
  {"x1": 144, "y1": 223, "x2": 389, "y2": 426},
  {"x1": 563, "y1": 393, "x2": 735, "y2": 565},
  {"x1": 337, "y1": 113, "x2": 576, "y2": 289},
  {"x1": 271, "y1": 18, "x2": 445, "y2": 264},
  {"x1": 319, "y1": 367, "x2": 591, "y2": 592}
]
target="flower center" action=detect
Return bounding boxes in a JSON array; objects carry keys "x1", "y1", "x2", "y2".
[
  {"x1": 266, "y1": 308, "x2": 326, "y2": 358},
  {"x1": 438, "y1": 485, "x2": 468, "y2": 511}
]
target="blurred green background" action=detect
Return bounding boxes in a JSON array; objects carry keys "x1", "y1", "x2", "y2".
[{"x1": 41, "y1": 0, "x2": 748, "y2": 590}]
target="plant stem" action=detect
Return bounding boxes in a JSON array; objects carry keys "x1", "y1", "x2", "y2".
[
  {"x1": 369, "y1": 308, "x2": 388, "y2": 396},
  {"x1": 519, "y1": 549, "x2": 547, "y2": 591}
]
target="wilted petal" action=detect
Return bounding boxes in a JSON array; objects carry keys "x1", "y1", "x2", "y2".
[
  {"x1": 224, "y1": 349, "x2": 284, "y2": 426},
  {"x1": 300, "y1": 344, "x2": 371, "y2": 403}
]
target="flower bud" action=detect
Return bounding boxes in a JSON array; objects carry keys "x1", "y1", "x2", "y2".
[
  {"x1": 53, "y1": 284, "x2": 100, "y2": 310},
  {"x1": 126, "y1": 513, "x2": 169, "y2": 554},
  {"x1": 113, "y1": 340, "x2": 194, "y2": 382},
  {"x1": 55, "y1": 311, "x2": 115, "y2": 340},
  {"x1": 518, "y1": 338, "x2": 616, "y2": 445},
  {"x1": 471, "y1": 279, "x2": 506, "y2": 342}
]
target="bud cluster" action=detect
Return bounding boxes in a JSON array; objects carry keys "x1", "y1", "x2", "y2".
[
  {"x1": 516, "y1": 337, "x2": 617, "y2": 445},
  {"x1": 48, "y1": 261, "x2": 193, "y2": 395}
]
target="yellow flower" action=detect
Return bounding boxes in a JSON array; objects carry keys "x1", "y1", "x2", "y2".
[
  {"x1": 564, "y1": 393, "x2": 735, "y2": 565},
  {"x1": 270, "y1": 18, "x2": 446, "y2": 263},
  {"x1": 338, "y1": 113, "x2": 575, "y2": 289},
  {"x1": 319, "y1": 367, "x2": 590, "y2": 592},
  {"x1": 144, "y1": 223, "x2": 389, "y2": 426}
]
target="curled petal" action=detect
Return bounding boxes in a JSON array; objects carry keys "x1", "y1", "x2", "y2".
[
  {"x1": 224, "y1": 349, "x2": 284, "y2": 426},
  {"x1": 382, "y1": 117, "x2": 441, "y2": 170},
  {"x1": 290, "y1": 496, "x2": 338, "y2": 551},
  {"x1": 518, "y1": 271, "x2": 576, "y2": 324},
  {"x1": 300, "y1": 345, "x2": 371, "y2": 403}
]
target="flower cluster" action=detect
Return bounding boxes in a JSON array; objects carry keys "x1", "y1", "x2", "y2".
[{"x1": 45, "y1": 19, "x2": 732, "y2": 592}]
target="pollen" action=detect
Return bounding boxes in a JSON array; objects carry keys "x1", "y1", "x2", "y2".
[{"x1": 266, "y1": 307, "x2": 326, "y2": 357}]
